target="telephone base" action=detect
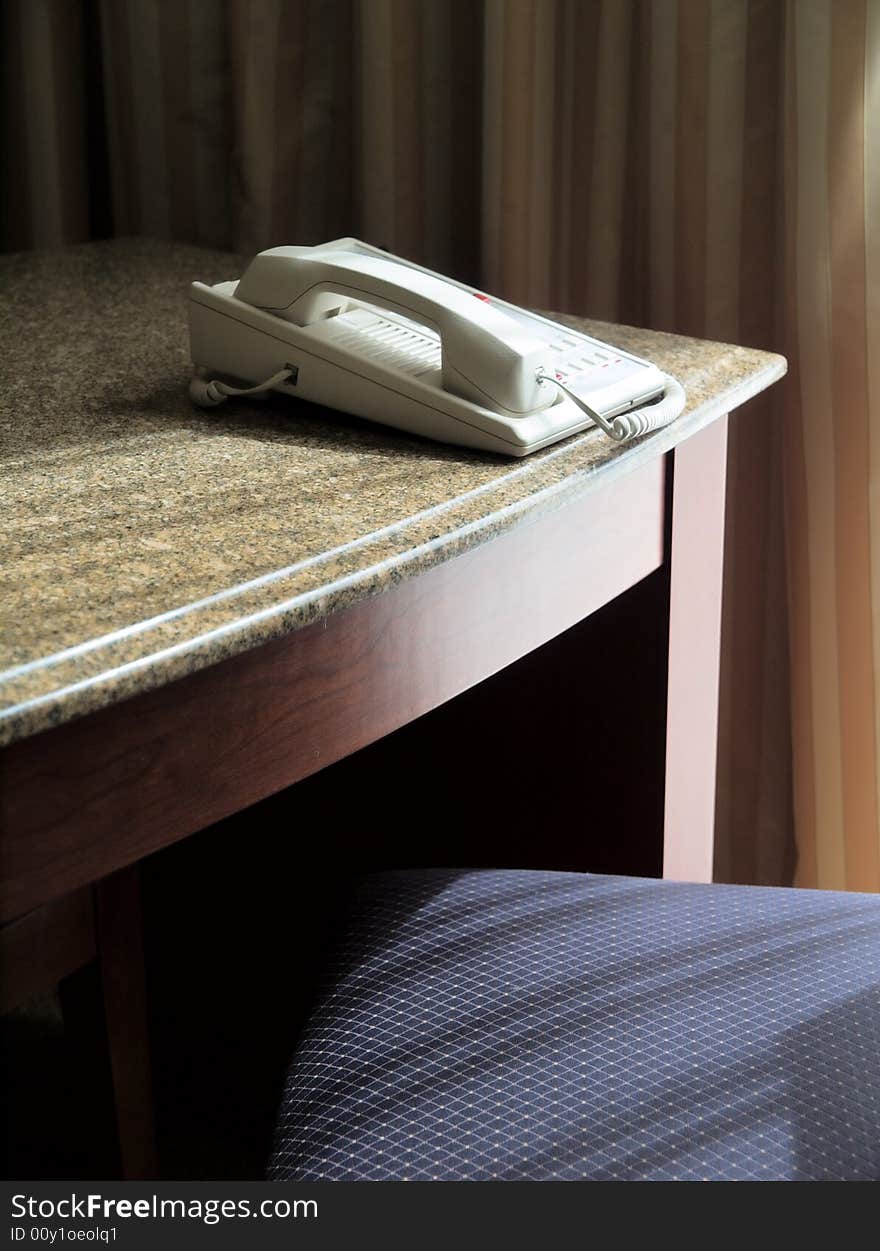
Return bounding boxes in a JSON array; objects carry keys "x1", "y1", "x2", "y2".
[{"x1": 188, "y1": 239, "x2": 685, "y2": 457}]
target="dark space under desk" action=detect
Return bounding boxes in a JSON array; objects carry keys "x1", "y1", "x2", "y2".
[{"x1": 0, "y1": 239, "x2": 784, "y2": 1173}]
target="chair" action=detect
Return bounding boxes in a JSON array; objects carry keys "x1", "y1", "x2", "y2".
[{"x1": 268, "y1": 868, "x2": 880, "y2": 1181}]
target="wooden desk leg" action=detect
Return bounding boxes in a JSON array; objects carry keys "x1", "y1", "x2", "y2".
[
  {"x1": 663, "y1": 416, "x2": 729, "y2": 883},
  {"x1": 94, "y1": 866, "x2": 158, "y2": 1179}
]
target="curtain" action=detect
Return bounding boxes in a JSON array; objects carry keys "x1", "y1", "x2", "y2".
[{"x1": 4, "y1": 0, "x2": 879, "y2": 890}]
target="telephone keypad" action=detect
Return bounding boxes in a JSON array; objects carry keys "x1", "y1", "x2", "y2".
[{"x1": 546, "y1": 337, "x2": 630, "y2": 391}]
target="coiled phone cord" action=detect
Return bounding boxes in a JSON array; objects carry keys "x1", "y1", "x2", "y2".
[
  {"x1": 189, "y1": 367, "x2": 294, "y2": 408},
  {"x1": 537, "y1": 371, "x2": 686, "y2": 442}
]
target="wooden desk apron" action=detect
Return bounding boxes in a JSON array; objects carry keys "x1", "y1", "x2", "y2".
[{"x1": 0, "y1": 240, "x2": 786, "y2": 922}]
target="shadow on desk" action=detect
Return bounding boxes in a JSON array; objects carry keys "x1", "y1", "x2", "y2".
[{"x1": 11, "y1": 374, "x2": 508, "y2": 469}]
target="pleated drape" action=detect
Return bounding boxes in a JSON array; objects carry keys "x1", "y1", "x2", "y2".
[
  {"x1": 4, "y1": 0, "x2": 879, "y2": 889},
  {"x1": 783, "y1": 0, "x2": 880, "y2": 889}
]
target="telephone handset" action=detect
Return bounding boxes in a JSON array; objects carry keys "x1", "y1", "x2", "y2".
[
  {"x1": 188, "y1": 238, "x2": 686, "y2": 456},
  {"x1": 235, "y1": 248, "x2": 557, "y2": 416}
]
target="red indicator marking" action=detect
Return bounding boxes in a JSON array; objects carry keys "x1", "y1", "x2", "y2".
[{"x1": 472, "y1": 292, "x2": 491, "y2": 302}]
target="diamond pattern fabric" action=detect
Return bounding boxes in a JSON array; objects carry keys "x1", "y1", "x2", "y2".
[{"x1": 269, "y1": 870, "x2": 880, "y2": 1180}]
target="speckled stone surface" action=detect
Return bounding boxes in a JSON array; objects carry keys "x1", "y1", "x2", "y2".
[{"x1": 0, "y1": 238, "x2": 786, "y2": 746}]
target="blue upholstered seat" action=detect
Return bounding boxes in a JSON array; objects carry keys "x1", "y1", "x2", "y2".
[{"x1": 269, "y1": 870, "x2": 880, "y2": 1180}]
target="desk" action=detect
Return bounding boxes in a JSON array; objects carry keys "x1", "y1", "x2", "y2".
[
  {"x1": 0, "y1": 240, "x2": 785, "y2": 1176},
  {"x1": 1, "y1": 238, "x2": 785, "y2": 920}
]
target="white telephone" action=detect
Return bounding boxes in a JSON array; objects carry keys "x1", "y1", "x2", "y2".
[{"x1": 188, "y1": 238, "x2": 685, "y2": 457}]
